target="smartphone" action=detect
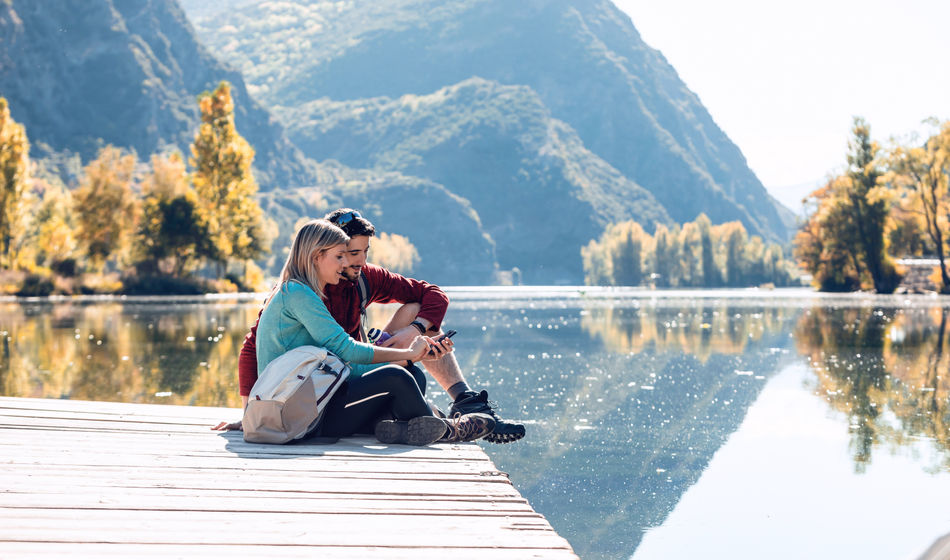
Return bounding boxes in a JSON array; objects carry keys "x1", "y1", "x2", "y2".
[
  {"x1": 436, "y1": 329, "x2": 457, "y2": 342},
  {"x1": 427, "y1": 330, "x2": 456, "y2": 355}
]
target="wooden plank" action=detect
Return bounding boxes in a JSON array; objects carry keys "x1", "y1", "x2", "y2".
[
  {"x1": 0, "y1": 397, "x2": 577, "y2": 558},
  {"x1": 0, "y1": 491, "x2": 535, "y2": 515},
  {"x1": 0, "y1": 509, "x2": 569, "y2": 549},
  {"x1": 0, "y1": 429, "x2": 491, "y2": 460},
  {"x1": 1, "y1": 451, "x2": 501, "y2": 475},
  {"x1": 0, "y1": 543, "x2": 580, "y2": 559},
  {"x1": 0, "y1": 396, "x2": 237, "y2": 419}
]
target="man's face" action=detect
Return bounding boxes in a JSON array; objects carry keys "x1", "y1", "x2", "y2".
[{"x1": 341, "y1": 235, "x2": 370, "y2": 280}]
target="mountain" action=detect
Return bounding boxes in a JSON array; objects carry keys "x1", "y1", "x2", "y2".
[
  {"x1": 183, "y1": 0, "x2": 790, "y2": 242},
  {"x1": 0, "y1": 0, "x2": 317, "y2": 189},
  {"x1": 276, "y1": 78, "x2": 671, "y2": 283},
  {"x1": 259, "y1": 162, "x2": 498, "y2": 285}
]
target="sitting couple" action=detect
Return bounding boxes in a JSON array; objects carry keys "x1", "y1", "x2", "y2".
[{"x1": 222, "y1": 209, "x2": 526, "y2": 446}]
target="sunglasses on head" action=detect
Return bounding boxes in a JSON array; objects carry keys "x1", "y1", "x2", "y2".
[{"x1": 332, "y1": 210, "x2": 362, "y2": 229}]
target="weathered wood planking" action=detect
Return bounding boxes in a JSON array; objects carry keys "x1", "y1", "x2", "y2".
[{"x1": 0, "y1": 397, "x2": 577, "y2": 559}]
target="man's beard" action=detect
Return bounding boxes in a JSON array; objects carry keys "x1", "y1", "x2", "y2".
[{"x1": 341, "y1": 267, "x2": 360, "y2": 281}]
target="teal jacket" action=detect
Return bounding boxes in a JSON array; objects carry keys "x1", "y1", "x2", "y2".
[{"x1": 256, "y1": 280, "x2": 377, "y2": 379}]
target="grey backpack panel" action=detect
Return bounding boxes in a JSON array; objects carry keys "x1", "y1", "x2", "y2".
[{"x1": 243, "y1": 346, "x2": 349, "y2": 444}]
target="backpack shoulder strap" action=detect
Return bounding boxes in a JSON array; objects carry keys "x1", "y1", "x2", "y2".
[{"x1": 356, "y1": 270, "x2": 370, "y2": 342}]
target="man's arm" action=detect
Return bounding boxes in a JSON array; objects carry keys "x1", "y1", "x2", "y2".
[
  {"x1": 364, "y1": 264, "x2": 449, "y2": 332},
  {"x1": 238, "y1": 318, "x2": 260, "y2": 398}
]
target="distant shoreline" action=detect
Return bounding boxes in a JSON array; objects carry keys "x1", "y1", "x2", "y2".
[{"x1": 4, "y1": 286, "x2": 948, "y2": 306}]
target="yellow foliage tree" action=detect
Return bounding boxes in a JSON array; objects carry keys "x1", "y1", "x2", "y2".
[
  {"x1": 190, "y1": 82, "x2": 268, "y2": 276},
  {"x1": 370, "y1": 232, "x2": 420, "y2": 274},
  {"x1": 33, "y1": 181, "x2": 77, "y2": 272},
  {"x1": 0, "y1": 98, "x2": 30, "y2": 269},
  {"x1": 885, "y1": 121, "x2": 950, "y2": 292},
  {"x1": 73, "y1": 146, "x2": 140, "y2": 272}
]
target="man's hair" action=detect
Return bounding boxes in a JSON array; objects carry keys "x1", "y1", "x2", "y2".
[{"x1": 324, "y1": 208, "x2": 376, "y2": 238}]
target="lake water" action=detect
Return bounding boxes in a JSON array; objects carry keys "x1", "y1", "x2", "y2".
[{"x1": 2, "y1": 288, "x2": 950, "y2": 559}]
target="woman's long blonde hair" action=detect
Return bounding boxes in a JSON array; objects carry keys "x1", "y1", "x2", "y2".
[{"x1": 271, "y1": 219, "x2": 349, "y2": 301}]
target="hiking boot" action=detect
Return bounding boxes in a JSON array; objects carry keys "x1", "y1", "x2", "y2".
[
  {"x1": 375, "y1": 415, "x2": 448, "y2": 446},
  {"x1": 449, "y1": 390, "x2": 526, "y2": 444},
  {"x1": 439, "y1": 412, "x2": 495, "y2": 443}
]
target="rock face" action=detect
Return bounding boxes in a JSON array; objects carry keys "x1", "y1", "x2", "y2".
[
  {"x1": 184, "y1": 0, "x2": 790, "y2": 242},
  {"x1": 0, "y1": 0, "x2": 317, "y2": 189}
]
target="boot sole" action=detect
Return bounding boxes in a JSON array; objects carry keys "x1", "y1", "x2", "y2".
[
  {"x1": 375, "y1": 416, "x2": 446, "y2": 446},
  {"x1": 406, "y1": 416, "x2": 448, "y2": 446},
  {"x1": 484, "y1": 422, "x2": 526, "y2": 444}
]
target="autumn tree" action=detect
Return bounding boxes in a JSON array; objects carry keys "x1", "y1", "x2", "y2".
[
  {"x1": 583, "y1": 216, "x2": 794, "y2": 288},
  {"x1": 190, "y1": 82, "x2": 268, "y2": 276},
  {"x1": 136, "y1": 153, "x2": 210, "y2": 277},
  {"x1": 886, "y1": 121, "x2": 950, "y2": 291},
  {"x1": 370, "y1": 232, "x2": 420, "y2": 274},
  {"x1": 795, "y1": 178, "x2": 862, "y2": 291},
  {"x1": 32, "y1": 182, "x2": 77, "y2": 273},
  {"x1": 0, "y1": 98, "x2": 30, "y2": 269},
  {"x1": 73, "y1": 146, "x2": 140, "y2": 272}
]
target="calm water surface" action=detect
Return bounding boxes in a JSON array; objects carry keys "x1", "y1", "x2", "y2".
[{"x1": 2, "y1": 289, "x2": 950, "y2": 559}]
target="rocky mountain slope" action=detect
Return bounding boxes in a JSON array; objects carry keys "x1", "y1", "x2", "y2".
[
  {"x1": 0, "y1": 0, "x2": 316, "y2": 189},
  {"x1": 185, "y1": 0, "x2": 790, "y2": 242}
]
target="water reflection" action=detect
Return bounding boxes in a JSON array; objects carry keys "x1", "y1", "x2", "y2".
[
  {"x1": 454, "y1": 300, "x2": 798, "y2": 559},
  {"x1": 0, "y1": 300, "x2": 260, "y2": 407},
  {"x1": 4, "y1": 296, "x2": 950, "y2": 559},
  {"x1": 795, "y1": 306, "x2": 950, "y2": 472}
]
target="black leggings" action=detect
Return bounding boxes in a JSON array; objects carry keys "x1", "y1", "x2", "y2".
[{"x1": 319, "y1": 364, "x2": 430, "y2": 437}]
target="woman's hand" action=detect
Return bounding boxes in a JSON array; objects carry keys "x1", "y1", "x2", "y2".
[
  {"x1": 421, "y1": 334, "x2": 454, "y2": 362},
  {"x1": 212, "y1": 420, "x2": 243, "y2": 431},
  {"x1": 407, "y1": 335, "x2": 432, "y2": 362}
]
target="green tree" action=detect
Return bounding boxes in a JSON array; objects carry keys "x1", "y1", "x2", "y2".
[
  {"x1": 137, "y1": 153, "x2": 210, "y2": 277},
  {"x1": 843, "y1": 117, "x2": 901, "y2": 293},
  {"x1": 73, "y1": 146, "x2": 140, "y2": 272},
  {"x1": 652, "y1": 224, "x2": 680, "y2": 287},
  {"x1": 696, "y1": 214, "x2": 719, "y2": 287},
  {"x1": 678, "y1": 221, "x2": 702, "y2": 287},
  {"x1": 719, "y1": 221, "x2": 747, "y2": 286},
  {"x1": 190, "y1": 82, "x2": 268, "y2": 276},
  {"x1": 612, "y1": 224, "x2": 644, "y2": 286},
  {"x1": 0, "y1": 98, "x2": 30, "y2": 269}
]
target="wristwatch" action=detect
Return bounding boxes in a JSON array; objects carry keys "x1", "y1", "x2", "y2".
[{"x1": 410, "y1": 320, "x2": 426, "y2": 334}]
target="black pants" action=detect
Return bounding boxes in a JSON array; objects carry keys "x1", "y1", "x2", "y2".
[{"x1": 320, "y1": 364, "x2": 430, "y2": 437}]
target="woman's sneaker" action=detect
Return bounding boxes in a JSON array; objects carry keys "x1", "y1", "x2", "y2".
[
  {"x1": 438, "y1": 413, "x2": 495, "y2": 443},
  {"x1": 375, "y1": 415, "x2": 449, "y2": 446},
  {"x1": 449, "y1": 390, "x2": 526, "y2": 444}
]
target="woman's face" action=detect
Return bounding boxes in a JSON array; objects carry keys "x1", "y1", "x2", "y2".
[{"x1": 315, "y1": 243, "x2": 349, "y2": 286}]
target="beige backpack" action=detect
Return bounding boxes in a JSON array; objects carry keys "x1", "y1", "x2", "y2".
[{"x1": 243, "y1": 346, "x2": 349, "y2": 444}]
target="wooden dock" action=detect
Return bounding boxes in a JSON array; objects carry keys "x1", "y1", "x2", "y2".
[{"x1": 0, "y1": 397, "x2": 576, "y2": 559}]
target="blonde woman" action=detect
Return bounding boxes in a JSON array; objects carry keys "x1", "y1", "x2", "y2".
[{"x1": 255, "y1": 219, "x2": 494, "y2": 445}]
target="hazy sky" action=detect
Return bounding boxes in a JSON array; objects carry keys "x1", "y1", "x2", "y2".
[{"x1": 614, "y1": 0, "x2": 950, "y2": 212}]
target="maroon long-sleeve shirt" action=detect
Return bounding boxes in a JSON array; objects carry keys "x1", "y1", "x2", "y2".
[{"x1": 238, "y1": 264, "x2": 449, "y2": 396}]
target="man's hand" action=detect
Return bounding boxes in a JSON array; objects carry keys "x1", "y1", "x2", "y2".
[
  {"x1": 380, "y1": 325, "x2": 422, "y2": 349},
  {"x1": 420, "y1": 335, "x2": 454, "y2": 363},
  {"x1": 212, "y1": 420, "x2": 243, "y2": 431}
]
